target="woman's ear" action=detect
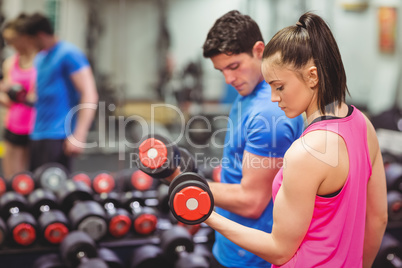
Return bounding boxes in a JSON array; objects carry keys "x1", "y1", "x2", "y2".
[{"x1": 306, "y1": 66, "x2": 318, "y2": 88}]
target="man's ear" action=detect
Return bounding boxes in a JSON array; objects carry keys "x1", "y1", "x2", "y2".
[
  {"x1": 306, "y1": 66, "x2": 318, "y2": 88},
  {"x1": 252, "y1": 41, "x2": 265, "y2": 59}
]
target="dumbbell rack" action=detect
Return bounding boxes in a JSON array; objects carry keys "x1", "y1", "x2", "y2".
[{"x1": 0, "y1": 216, "x2": 214, "y2": 267}]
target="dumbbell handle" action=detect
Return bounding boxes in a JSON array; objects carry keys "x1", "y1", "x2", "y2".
[{"x1": 387, "y1": 253, "x2": 402, "y2": 267}]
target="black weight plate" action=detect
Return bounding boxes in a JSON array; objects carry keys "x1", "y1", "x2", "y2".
[{"x1": 168, "y1": 172, "x2": 208, "y2": 197}]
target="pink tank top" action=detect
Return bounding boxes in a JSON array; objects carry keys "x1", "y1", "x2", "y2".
[
  {"x1": 5, "y1": 54, "x2": 36, "y2": 135},
  {"x1": 272, "y1": 106, "x2": 372, "y2": 268}
]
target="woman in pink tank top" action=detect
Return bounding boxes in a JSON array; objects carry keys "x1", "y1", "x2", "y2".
[
  {"x1": 203, "y1": 12, "x2": 388, "y2": 268},
  {"x1": 0, "y1": 15, "x2": 37, "y2": 179}
]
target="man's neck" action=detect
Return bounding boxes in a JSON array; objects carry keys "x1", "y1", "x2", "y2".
[{"x1": 43, "y1": 36, "x2": 58, "y2": 51}]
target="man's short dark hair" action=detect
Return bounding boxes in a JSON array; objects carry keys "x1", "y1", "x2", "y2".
[
  {"x1": 20, "y1": 13, "x2": 54, "y2": 36},
  {"x1": 203, "y1": 10, "x2": 264, "y2": 58}
]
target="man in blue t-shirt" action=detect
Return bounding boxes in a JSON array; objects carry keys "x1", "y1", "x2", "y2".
[
  {"x1": 202, "y1": 10, "x2": 304, "y2": 268},
  {"x1": 19, "y1": 13, "x2": 98, "y2": 172}
]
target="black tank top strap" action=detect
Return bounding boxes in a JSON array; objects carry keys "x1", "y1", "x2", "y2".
[
  {"x1": 308, "y1": 105, "x2": 353, "y2": 198},
  {"x1": 308, "y1": 105, "x2": 353, "y2": 127}
]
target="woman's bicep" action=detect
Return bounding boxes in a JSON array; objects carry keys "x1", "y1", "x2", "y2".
[{"x1": 271, "y1": 144, "x2": 323, "y2": 261}]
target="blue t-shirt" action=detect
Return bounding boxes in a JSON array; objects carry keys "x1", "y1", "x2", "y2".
[
  {"x1": 213, "y1": 81, "x2": 304, "y2": 268},
  {"x1": 31, "y1": 41, "x2": 89, "y2": 140}
]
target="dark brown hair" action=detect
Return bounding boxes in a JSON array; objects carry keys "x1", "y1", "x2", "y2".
[
  {"x1": 263, "y1": 12, "x2": 349, "y2": 114},
  {"x1": 17, "y1": 12, "x2": 54, "y2": 36},
  {"x1": 203, "y1": 10, "x2": 264, "y2": 58}
]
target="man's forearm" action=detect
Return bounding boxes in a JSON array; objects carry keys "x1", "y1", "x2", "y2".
[{"x1": 208, "y1": 181, "x2": 270, "y2": 218}]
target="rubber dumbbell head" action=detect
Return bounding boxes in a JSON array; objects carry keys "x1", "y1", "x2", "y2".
[
  {"x1": 157, "y1": 183, "x2": 170, "y2": 214},
  {"x1": 130, "y1": 244, "x2": 166, "y2": 268},
  {"x1": 130, "y1": 170, "x2": 156, "y2": 191},
  {"x1": 60, "y1": 231, "x2": 98, "y2": 268},
  {"x1": 169, "y1": 173, "x2": 214, "y2": 225},
  {"x1": 122, "y1": 191, "x2": 158, "y2": 235},
  {"x1": 187, "y1": 116, "x2": 213, "y2": 145},
  {"x1": 28, "y1": 188, "x2": 59, "y2": 217},
  {"x1": 0, "y1": 191, "x2": 37, "y2": 246},
  {"x1": 28, "y1": 189, "x2": 69, "y2": 244},
  {"x1": 69, "y1": 200, "x2": 108, "y2": 241},
  {"x1": 160, "y1": 225, "x2": 194, "y2": 264},
  {"x1": 115, "y1": 168, "x2": 157, "y2": 192},
  {"x1": 92, "y1": 171, "x2": 115, "y2": 194},
  {"x1": 95, "y1": 192, "x2": 132, "y2": 238},
  {"x1": 10, "y1": 171, "x2": 35, "y2": 196},
  {"x1": 56, "y1": 180, "x2": 93, "y2": 213},
  {"x1": 136, "y1": 134, "x2": 181, "y2": 178},
  {"x1": 71, "y1": 172, "x2": 92, "y2": 188},
  {"x1": 33, "y1": 163, "x2": 68, "y2": 192}
]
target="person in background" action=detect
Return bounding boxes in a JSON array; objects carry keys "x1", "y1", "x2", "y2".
[
  {"x1": 204, "y1": 12, "x2": 388, "y2": 268},
  {"x1": 0, "y1": 14, "x2": 37, "y2": 179},
  {"x1": 16, "y1": 12, "x2": 98, "y2": 172},
  {"x1": 199, "y1": 10, "x2": 304, "y2": 268}
]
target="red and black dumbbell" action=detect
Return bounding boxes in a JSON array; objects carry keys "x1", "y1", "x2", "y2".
[
  {"x1": 91, "y1": 171, "x2": 116, "y2": 194},
  {"x1": 70, "y1": 171, "x2": 92, "y2": 189},
  {"x1": 56, "y1": 180, "x2": 108, "y2": 242},
  {"x1": 115, "y1": 168, "x2": 158, "y2": 192},
  {"x1": 0, "y1": 191, "x2": 37, "y2": 246},
  {"x1": 72, "y1": 171, "x2": 117, "y2": 195},
  {"x1": 121, "y1": 191, "x2": 158, "y2": 236},
  {"x1": 7, "y1": 84, "x2": 28, "y2": 103},
  {"x1": 8, "y1": 171, "x2": 35, "y2": 196},
  {"x1": 95, "y1": 192, "x2": 132, "y2": 239},
  {"x1": 160, "y1": 225, "x2": 209, "y2": 268},
  {"x1": 60, "y1": 231, "x2": 108, "y2": 268},
  {"x1": 388, "y1": 190, "x2": 402, "y2": 222},
  {"x1": 27, "y1": 188, "x2": 70, "y2": 245},
  {"x1": 168, "y1": 172, "x2": 214, "y2": 225},
  {"x1": 33, "y1": 162, "x2": 69, "y2": 193},
  {"x1": 136, "y1": 134, "x2": 181, "y2": 179}
]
